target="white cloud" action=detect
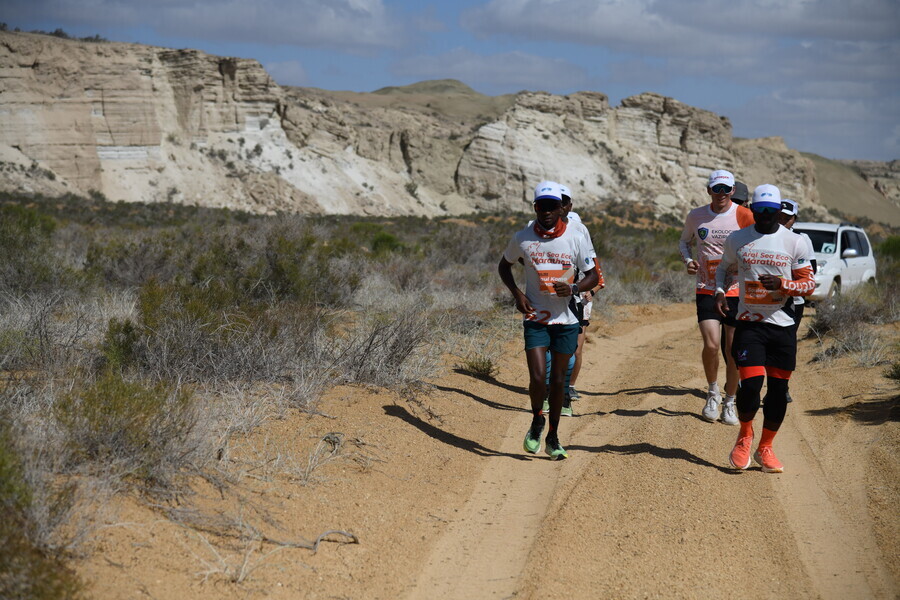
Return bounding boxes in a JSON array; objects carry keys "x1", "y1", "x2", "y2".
[
  {"x1": 392, "y1": 48, "x2": 587, "y2": 92},
  {"x1": 266, "y1": 60, "x2": 308, "y2": 86},
  {"x1": 4, "y1": 0, "x2": 406, "y2": 52}
]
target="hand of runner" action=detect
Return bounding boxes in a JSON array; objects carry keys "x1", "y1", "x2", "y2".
[
  {"x1": 714, "y1": 292, "x2": 729, "y2": 318},
  {"x1": 552, "y1": 281, "x2": 575, "y2": 296},
  {"x1": 513, "y1": 291, "x2": 535, "y2": 316},
  {"x1": 685, "y1": 260, "x2": 699, "y2": 275},
  {"x1": 759, "y1": 274, "x2": 782, "y2": 291}
]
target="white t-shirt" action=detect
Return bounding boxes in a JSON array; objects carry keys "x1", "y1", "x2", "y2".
[
  {"x1": 792, "y1": 231, "x2": 816, "y2": 306},
  {"x1": 679, "y1": 202, "x2": 755, "y2": 296},
  {"x1": 567, "y1": 211, "x2": 582, "y2": 224},
  {"x1": 715, "y1": 225, "x2": 815, "y2": 327},
  {"x1": 504, "y1": 223, "x2": 595, "y2": 325}
]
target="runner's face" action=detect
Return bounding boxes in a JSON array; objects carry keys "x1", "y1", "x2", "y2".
[
  {"x1": 534, "y1": 199, "x2": 563, "y2": 228},
  {"x1": 707, "y1": 185, "x2": 734, "y2": 211},
  {"x1": 752, "y1": 206, "x2": 780, "y2": 232}
]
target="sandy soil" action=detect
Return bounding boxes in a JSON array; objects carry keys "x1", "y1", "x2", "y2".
[{"x1": 77, "y1": 304, "x2": 899, "y2": 599}]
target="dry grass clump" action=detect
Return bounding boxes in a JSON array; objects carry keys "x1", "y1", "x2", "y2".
[{"x1": 808, "y1": 280, "x2": 898, "y2": 367}]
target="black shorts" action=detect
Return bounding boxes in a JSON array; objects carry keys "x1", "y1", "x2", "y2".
[
  {"x1": 696, "y1": 294, "x2": 739, "y2": 327},
  {"x1": 731, "y1": 321, "x2": 797, "y2": 374}
]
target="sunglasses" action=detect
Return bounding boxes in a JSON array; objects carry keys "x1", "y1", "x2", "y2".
[
  {"x1": 710, "y1": 184, "x2": 733, "y2": 194},
  {"x1": 534, "y1": 200, "x2": 561, "y2": 212},
  {"x1": 752, "y1": 206, "x2": 781, "y2": 215}
]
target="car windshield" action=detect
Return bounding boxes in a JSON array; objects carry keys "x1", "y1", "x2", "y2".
[{"x1": 795, "y1": 228, "x2": 837, "y2": 254}]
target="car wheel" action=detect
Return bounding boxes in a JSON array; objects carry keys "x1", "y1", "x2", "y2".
[{"x1": 825, "y1": 280, "x2": 840, "y2": 308}]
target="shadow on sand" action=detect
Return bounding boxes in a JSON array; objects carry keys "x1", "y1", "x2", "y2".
[
  {"x1": 805, "y1": 393, "x2": 899, "y2": 425},
  {"x1": 383, "y1": 405, "x2": 529, "y2": 460},
  {"x1": 566, "y1": 442, "x2": 737, "y2": 474},
  {"x1": 433, "y1": 384, "x2": 529, "y2": 413}
]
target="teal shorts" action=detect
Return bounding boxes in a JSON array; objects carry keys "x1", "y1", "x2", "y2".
[{"x1": 523, "y1": 321, "x2": 580, "y2": 355}]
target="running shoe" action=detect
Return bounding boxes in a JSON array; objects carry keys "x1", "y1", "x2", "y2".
[
  {"x1": 785, "y1": 389, "x2": 793, "y2": 403},
  {"x1": 541, "y1": 397, "x2": 550, "y2": 415},
  {"x1": 754, "y1": 446, "x2": 784, "y2": 473},
  {"x1": 568, "y1": 386, "x2": 580, "y2": 400},
  {"x1": 701, "y1": 392, "x2": 721, "y2": 422},
  {"x1": 729, "y1": 434, "x2": 753, "y2": 470},
  {"x1": 544, "y1": 436, "x2": 568, "y2": 460},
  {"x1": 561, "y1": 395, "x2": 573, "y2": 417},
  {"x1": 720, "y1": 400, "x2": 739, "y2": 426},
  {"x1": 523, "y1": 415, "x2": 545, "y2": 454}
]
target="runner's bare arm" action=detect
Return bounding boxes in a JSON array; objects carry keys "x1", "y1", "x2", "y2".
[
  {"x1": 678, "y1": 226, "x2": 698, "y2": 274},
  {"x1": 498, "y1": 257, "x2": 534, "y2": 315}
]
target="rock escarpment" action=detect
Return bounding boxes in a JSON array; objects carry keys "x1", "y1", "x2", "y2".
[{"x1": 0, "y1": 30, "x2": 871, "y2": 221}]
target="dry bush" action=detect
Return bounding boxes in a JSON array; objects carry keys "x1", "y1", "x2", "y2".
[{"x1": 332, "y1": 307, "x2": 442, "y2": 388}]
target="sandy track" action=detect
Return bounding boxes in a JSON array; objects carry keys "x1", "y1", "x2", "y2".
[{"x1": 410, "y1": 306, "x2": 897, "y2": 599}]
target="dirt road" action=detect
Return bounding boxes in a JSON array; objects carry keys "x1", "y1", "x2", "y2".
[
  {"x1": 79, "y1": 304, "x2": 899, "y2": 599},
  {"x1": 409, "y1": 306, "x2": 897, "y2": 599}
]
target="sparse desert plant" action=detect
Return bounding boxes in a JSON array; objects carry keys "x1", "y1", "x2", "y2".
[
  {"x1": 885, "y1": 359, "x2": 900, "y2": 382},
  {"x1": 458, "y1": 354, "x2": 498, "y2": 379},
  {"x1": 54, "y1": 371, "x2": 199, "y2": 492}
]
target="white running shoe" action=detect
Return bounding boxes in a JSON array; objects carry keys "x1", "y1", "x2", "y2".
[
  {"x1": 701, "y1": 392, "x2": 721, "y2": 422},
  {"x1": 720, "y1": 400, "x2": 739, "y2": 426}
]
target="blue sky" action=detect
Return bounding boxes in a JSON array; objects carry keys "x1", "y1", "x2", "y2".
[{"x1": 4, "y1": 0, "x2": 899, "y2": 161}]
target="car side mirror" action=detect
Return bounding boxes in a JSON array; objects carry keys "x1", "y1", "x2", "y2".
[{"x1": 841, "y1": 248, "x2": 859, "y2": 259}]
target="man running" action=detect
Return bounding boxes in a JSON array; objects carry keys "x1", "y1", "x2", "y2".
[
  {"x1": 559, "y1": 184, "x2": 604, "y2": 411},
  {"x1": 775, "y1": 199, "x2": 817, "y2": 403},
  {"x1": 715, "y1": 184, "x2": 814, "y2": 473},
  {"x1": 679, "y1": 170, "x2": 754, "y2": 424},
  {"x1": 499, "y1": 181, "x2": 598, "y2": 460}
]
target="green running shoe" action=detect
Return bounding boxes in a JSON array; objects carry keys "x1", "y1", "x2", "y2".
[
  {"x1": 545, "y1": 436, "x2": 568, "y2": 460},
  {"x1": 561, "y1": 395, "x2": 573, "y2": 417},
  {"x1": 524, "y1": 415, "x2": 545, "y2": 454},
  {"x1": 541, "y1": 397, "x2": 549, "y2": 415}
]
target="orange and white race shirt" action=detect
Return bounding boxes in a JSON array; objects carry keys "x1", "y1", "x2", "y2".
[
  {"x1": 679, "y1": 203, "x2": 754, "y2": 296},
  {"x1": 504, "y1": 224, "x2": 595, "y2": 325},
  {"x1": 715, "y1": 225, "x2": 814, "y2": 327}
]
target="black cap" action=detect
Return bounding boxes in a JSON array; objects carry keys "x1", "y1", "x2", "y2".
[{"x1": 732, "y1": 181, "x2": 749, "y2": 204}]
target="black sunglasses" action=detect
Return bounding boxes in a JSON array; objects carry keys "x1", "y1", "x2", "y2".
[
  {"x1": 534, "y1": 200, "x2": 561, "y2": 212},
  {"x1": 752, "y1": 205, "x2": 780, "y2": 215},
  {"x1": 710, "y1": 184, "x2": 733, "y2": 194}
]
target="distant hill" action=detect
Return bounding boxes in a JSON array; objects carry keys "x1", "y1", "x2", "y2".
[{"x1": 804, "y1": 153, "x2": 900, "y2": 227}]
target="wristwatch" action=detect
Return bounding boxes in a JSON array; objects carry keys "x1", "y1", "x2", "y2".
[{"x1": 571, "y1": 284, "x2": 579, "y2": 296}]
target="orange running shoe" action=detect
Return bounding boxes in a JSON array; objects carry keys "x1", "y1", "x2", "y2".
[
  {"x1": 754, "y1": 446, "x2": 784, "y2": 473},
  {"x1": 729, "y1": 435, "x2": 753, "y2": 470}
]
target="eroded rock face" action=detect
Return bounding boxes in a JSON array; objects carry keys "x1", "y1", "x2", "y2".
[
  {"x1": 0, "y1": 30, "x2": 870, "y2": 221},
  {"x1": 845, "y1": 160, "x2": 900, "y2": 209}
]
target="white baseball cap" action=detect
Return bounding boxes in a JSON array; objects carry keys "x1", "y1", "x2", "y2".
[
  {"x1": 559, "y1": 184, "x2": 571, "y2": 202},
  {"x1": 534, "y1": 181, "x2": 563, "y2": 203},
  {"x1": 752, "y1": 184, "x2": 782, "y2": 210},
  {"x1": 708, "y1": 170, "x2": 735, "y2": 189},
  {"x1": 781, "y1": 199, "x2": 798, "y2": 216}
]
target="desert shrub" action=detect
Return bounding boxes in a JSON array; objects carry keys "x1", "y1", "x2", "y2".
[
  {"x1": 333, "y1": 308, "x2": 441, "y2": 388},
  {"x1": 0, "y1": 204, "x2": 68, "y2": 292},
  {"x1": 808, "y1": 283, "x2": 898, "y2": 338},
  {"x1": 100, "y1": 318, "x2": 139, "y2": 372},
  {"x1": 0, "y1": 421, "x2": 84, "y2": 600},
  {"x1": 54, "y1": 371, "x2": 198, "y2": 491},
  {"x1": 371, "y1": 231, "x2": 404, "y2": 255},
  {"x1": 457, "y1": 354, "x2": 498, "y2": 379},
  {"x1": 885, "y1": 359, "x2": 900, "y2": 382},
  {"x1": 0, "y1": 293, "x2": 94, "y2": 376}
]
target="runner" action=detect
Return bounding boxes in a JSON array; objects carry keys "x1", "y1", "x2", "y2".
[
  {"x1": 559, "y1": 183, "x2": 604, "y2": 411},
  {"x1": 498, "y1": 181, "x2": 599, "y2": 460},
  {"x1": 731, "y1": 181, "x2": 749, "y2": 206},
  {"x1": 714, "y1": 184, "x2": 815, "y2": 473},
  {"x1": 775, "y1": 199, "x2": 817, "y2": 403},
  {"x1": 679, "y1": 170, "x2": 754, "y2": 424}
]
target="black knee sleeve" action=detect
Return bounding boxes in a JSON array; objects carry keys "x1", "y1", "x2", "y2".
[
  {"x1": 736, "y1": 375, "x2": 764, "y2": 415},
  {"x1": 762, "y1": 377, "x2": 789, "y2": 428}
]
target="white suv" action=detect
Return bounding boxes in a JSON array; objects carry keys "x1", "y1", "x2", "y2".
[{"x1": 793, "y1": 222, "x2": 877, "y2": 301}]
